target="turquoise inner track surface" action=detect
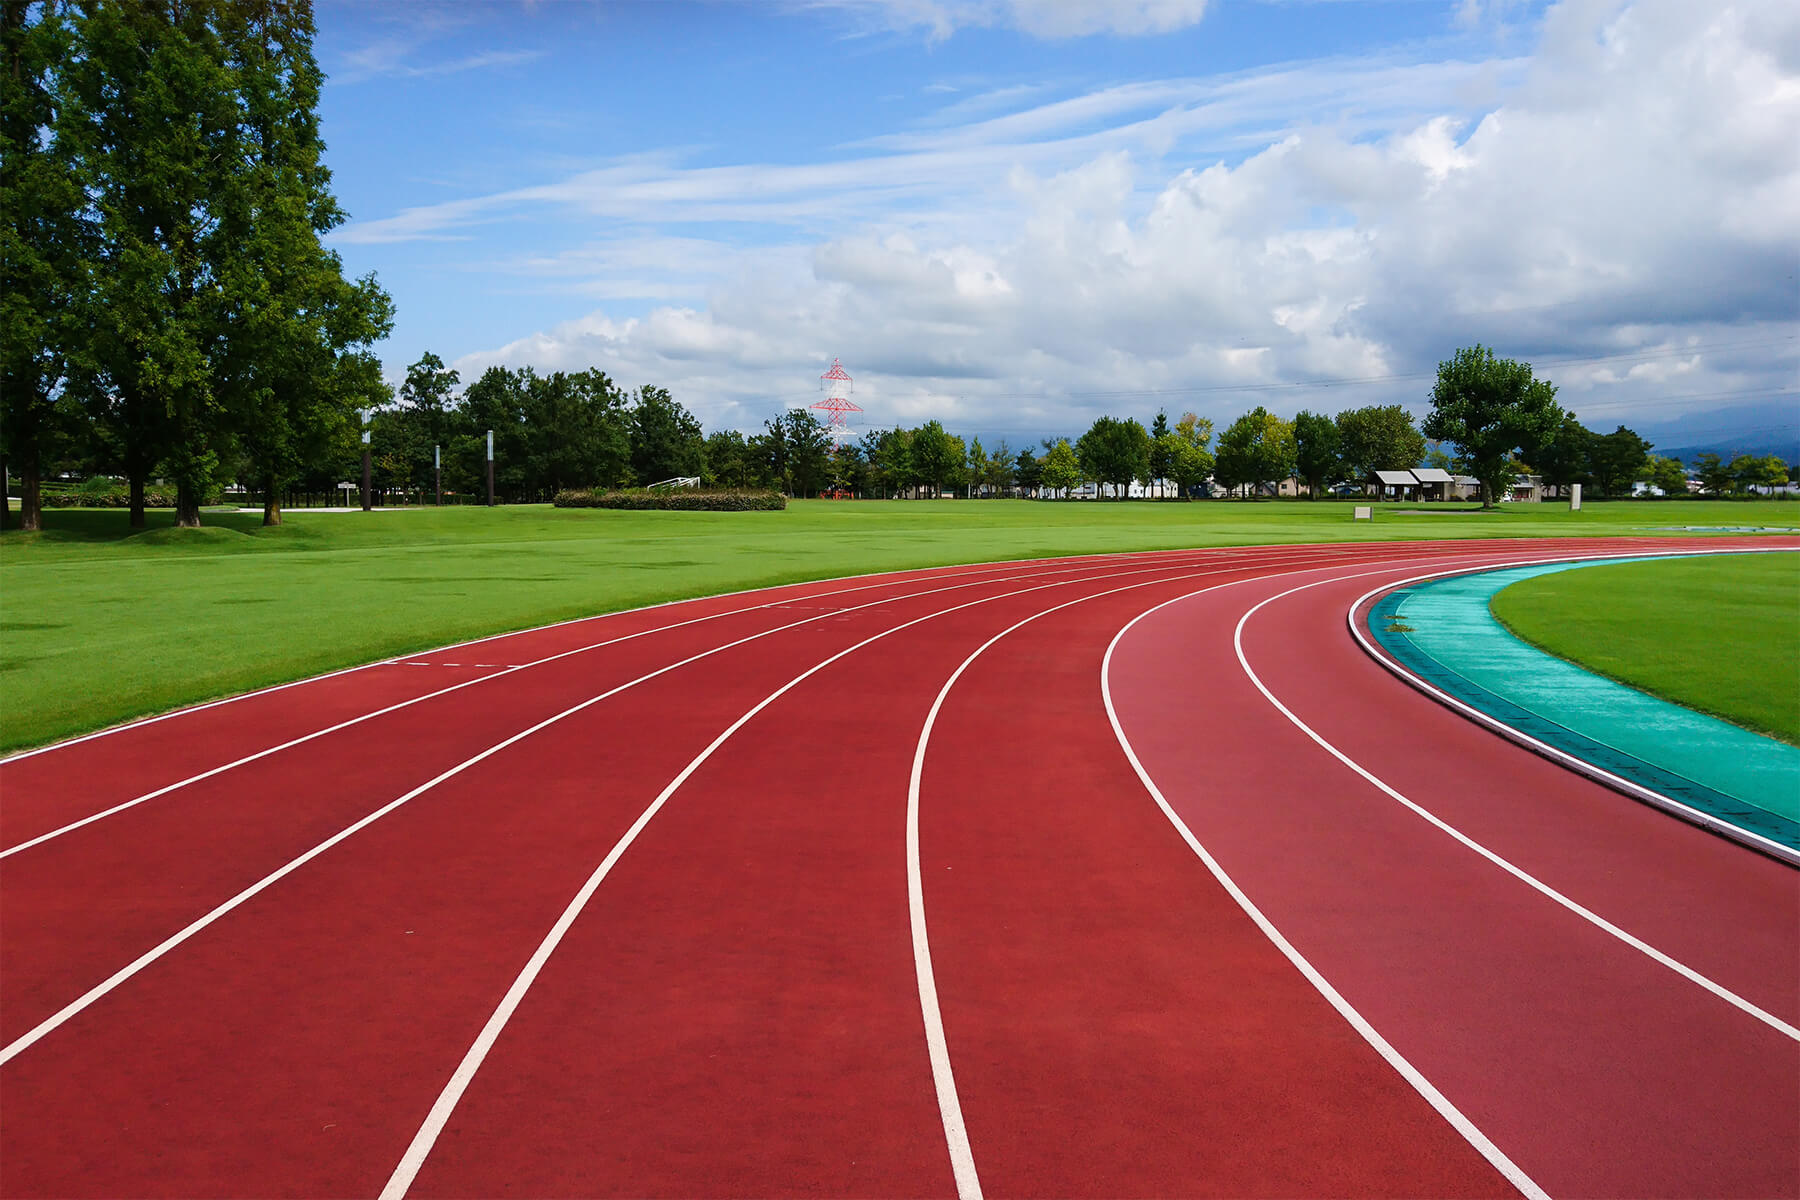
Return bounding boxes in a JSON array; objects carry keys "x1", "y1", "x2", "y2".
[{"x1": 1367, "y1": 556, "x2": 1800, "y2": 854}]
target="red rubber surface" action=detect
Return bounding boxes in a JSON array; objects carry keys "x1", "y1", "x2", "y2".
[{"x1": 3, "y1": 537, "x2": 1794, "y2": 1198}]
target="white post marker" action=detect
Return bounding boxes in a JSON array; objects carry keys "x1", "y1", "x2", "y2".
[
  {"x1": 1569, "y1": 483, "x2": 1582, "y2": 511},
  {"x1": 1354, "y1": 506, "x2": 1372, "y2": 521}
]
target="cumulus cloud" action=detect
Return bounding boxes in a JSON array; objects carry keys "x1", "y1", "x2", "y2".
[{"x1": 426, "y1": 0, "x2": 1797, "y2": 442}]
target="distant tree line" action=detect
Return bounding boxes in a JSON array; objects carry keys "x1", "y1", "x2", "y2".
[{"x1": 2, "y1": 1, "x2": 393, "y2": 530}]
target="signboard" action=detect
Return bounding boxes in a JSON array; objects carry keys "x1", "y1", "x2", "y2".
[
  {"x1": 1354, "y1": 506, "x2": 1372, "y2": 520},
  {"x1": 1569, "y1": 483, "x2": 1582, "y2": 511}
]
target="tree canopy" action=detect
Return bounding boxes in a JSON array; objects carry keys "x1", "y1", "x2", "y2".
[
  {"x1": 1213, "y1": 407, "x2": 1295, "y2": 496},
  {"x1": 1422, "y1": 345, "x2": 1563, "y2": 508}
]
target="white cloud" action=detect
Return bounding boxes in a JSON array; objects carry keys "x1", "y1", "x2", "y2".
[
  {"x1": 429, "y1": 0, "x2": 1798, "y2": 441},
  {"x1": 795, "y1": 0, "x2": 1209, "y2": 40}
]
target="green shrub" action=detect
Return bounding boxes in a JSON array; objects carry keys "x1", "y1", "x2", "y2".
[
  {"x1": 43, "y1": 485, "x2": 180, "y2": 508},
  {"x1": 554, "y1": 487, "x2": 786, "y2": 512}
]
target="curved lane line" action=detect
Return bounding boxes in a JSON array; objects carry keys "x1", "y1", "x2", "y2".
[
  {"x1": 904, "y1": 568, "x2": 1293, "y2": 1198},
  {"x1": 1, "y1": 555, "x2": 1238, "y2": 1070},
  {"x1": 1237, "y1": 571, "x2": 1800, "y2": 1042},
  {"x1": 1345, "y1": 551, "x2": 1800, "y2": 867},
  {"x1": 0, "y1": 555, "x2": 1178, "y2": 858},
  {"x1": 897, "y1": 554, "x2": 1438, "y2": 1200},
  {"x1": 1103, "y1": 556, "x2": 1557, "y2": 1200},
  {"x1": 378, "y1": 551, "x2": 1355, "y2": 1199}
]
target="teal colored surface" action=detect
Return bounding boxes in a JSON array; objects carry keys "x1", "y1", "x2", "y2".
[{"x1": 1370, "y1": 557, "x2": 1800, "y2": 852}]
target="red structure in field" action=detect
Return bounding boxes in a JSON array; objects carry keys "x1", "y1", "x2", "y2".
[{"x1": 811, "y1": 358, "x2": 862, "y2": 442}]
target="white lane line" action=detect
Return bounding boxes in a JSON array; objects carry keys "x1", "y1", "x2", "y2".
[
  {"x1": 1102, "y1": 555, "x2": 1553, "y2": 1200},
  {"x1": 1236, "y1": 572, "x2": 1800, "y2": 1043},
  {"x1": 0, "y1": 557, "x2": 1218, "y2": 1069},
  {"x1": 904, "y1": 564, "x2": 1338, "y2": 1200},
  {"x1": 2, "y1": 554, "x2": 1188, "y2": 859},
  {"x1": 0, "y1": 544, "x2": 1249, "y2": 766},
  {"x1": 378, "y1": 550, "x2": 1358, "y2": 1200},
  {"x1": 1344, "y1": 551, "x2": 1800, "y2": 868}
]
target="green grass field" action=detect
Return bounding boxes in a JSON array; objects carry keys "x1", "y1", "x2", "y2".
[
  {"x1": 1491, "y1": 551, "x2": 1800, "y2": 745},
  {"x1": 3, "y1": 498, "x2": 1796, "y2": 753}
]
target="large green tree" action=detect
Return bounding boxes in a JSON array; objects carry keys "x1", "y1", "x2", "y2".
[
  {"x1": 62, "y1": 0, "x2": 251, "y2": 526},
  {"x1": 630, "y1": 385, "x2": 703, "y2": 484},
  {"x1": 1039, "y1": 438, "x2": 1082, "y2": 496},
  {"x1": 1147, "y1": 409, "x2": 1172, "y2": 497},
  {"x1": 1588, "y1": 425, "x2": 1651, "y2": 497},
  {"x1": 215, "y1": 1, "x2": 392, "y2": 525},
  {"x1": 1422, "y1": 345, "x2": 1563, "y2": 509},
  {"x1": 1533, "y1": 413, "x2": 1594, "y2": 498},
  {"x1": 1166, "y1": 412, "x2": 1215, "y2": 499},
  {"x1": 1731, "y1": 453, "x2": 1789, "y2": 494},
  {"x1": 1643, "y1": 455, "x2": 1688, "y2": 497},
  {"x1": 1, "y1": 0, "x2": 85, "y2": 531},
  {"x1": 1214, "y1": 407, "x2": 1295, "y2": 497},
  {"x1": 396, "y1": 351, "x2": 460, "y2": 495},
  {"x1": 1334, "y1": 404, "x2": 1425, "y2": 486},
  {"x1": 1291, "y1": 409, "x2": 1339, "y2": 500},
  {"x1": 1013, "y1": 446, "x2": 1041, "y2": 496},
  {"x1": 1075, "y1": 415, "x2": 1150, "y2": 498},
  {"x1": 910, "y1": 419, "x2": 964, "y2": 497}
]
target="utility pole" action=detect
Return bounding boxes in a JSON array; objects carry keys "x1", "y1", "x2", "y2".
[
  {"x1": 485, "y1": 430, "x2": 496, "y2": 506},
  {"x1": 360, "y1": 408, "x2": 374, "y2": 511},
  {"x1": 434, "y1": 444, "x2": 442, "y2": 506}
]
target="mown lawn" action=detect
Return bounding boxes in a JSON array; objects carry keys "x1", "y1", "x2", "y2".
[
  {"x1": 1491, "y1": 550, "x2": 1800, "y2": 744},
  {"x1": 3, "y1": 497, "x2": 1796, "y2": 753}
]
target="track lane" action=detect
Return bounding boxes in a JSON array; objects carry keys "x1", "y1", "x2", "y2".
[
  {"x1": 4, "y1": 535, "x2": 1790, "y2": 1199},
  {"x1": 2, "y1": 555, "x2": 1233, "y2": 1049},
  {"x1": 1106, "y1": 542, "x2": 1800, "y2": 1199},
  {"x1": 1321, "y1": 558, "x2": 1800, "y2": 1021},
  {"x1": 912, "y1": 552, "x2": 1519, "y2": 1198},
  {"x1": 385, "y1": 550, "x2": 1368, "y2": 1198},
  {"x1": 0, "y1": 555, "x2": 1118, "y2": 846},
  {"x1": 2, "y1": 551, "x2": 1317, "y2": 1198}
]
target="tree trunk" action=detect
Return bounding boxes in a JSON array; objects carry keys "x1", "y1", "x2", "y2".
[
  {"x1": 263, "y1": 473, "x2": 282, "y2": 526},
  {"x1": 129, "y1": 470, "x2": 147, "y2": 528},
  {"x1": 176, "y1": 481, "x2": 201, "y2": 528},
  {"x1": 19, "y1": 455, "x2": 42, "y2": 532},
  {"x1": 1, "y1": 452, "x2": 9, "y2": 530}
]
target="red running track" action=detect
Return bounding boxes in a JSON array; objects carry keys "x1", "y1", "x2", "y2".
[{"x1": 2, "y1": 537, "x2": 1794, "y2": 1198}]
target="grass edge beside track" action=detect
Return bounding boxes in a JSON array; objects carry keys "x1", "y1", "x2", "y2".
[
  {"x1": 1489, "y1": 551, "x2": 1800, "y2": 746},
  {"x1": 4, "y1": 499, "x2": 1797, "y2": 755}
]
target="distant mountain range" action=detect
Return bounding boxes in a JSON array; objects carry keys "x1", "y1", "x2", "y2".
[{"x1": 1628, "y1": 399, "x2": 1798, "y2": 466}]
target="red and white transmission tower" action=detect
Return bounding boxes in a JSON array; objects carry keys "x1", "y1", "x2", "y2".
[{"x1": 811, "y1": 358, "x2": 862, "y2": 442}]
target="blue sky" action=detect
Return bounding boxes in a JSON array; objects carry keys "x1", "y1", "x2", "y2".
[{"x1": 314, "y1": 0, "x2": 1799, "y2": 453}]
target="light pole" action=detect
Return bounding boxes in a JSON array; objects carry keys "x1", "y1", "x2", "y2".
[
  {"x1": 485, "y1": 429, "x2": 495, "y2": 507},
  {"x1": 359, "y1": 408, "x2": 374, "y2": 511},
  {"x1": 434, "y1": 444, "x2": 441, "y2": 506}
]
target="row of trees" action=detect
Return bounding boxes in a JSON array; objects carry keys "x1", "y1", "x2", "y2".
[{"x1": 2, "y1": 1, "x2": 392, "y2": 531}]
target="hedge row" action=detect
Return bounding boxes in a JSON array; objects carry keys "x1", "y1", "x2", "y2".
[
  {"x1": 553, "y1": 487, "x2": 787, "y2": 511},
  {"x1": 42, "y1": 489, "x2": 181, "y2": 508}
]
